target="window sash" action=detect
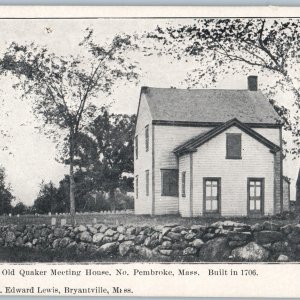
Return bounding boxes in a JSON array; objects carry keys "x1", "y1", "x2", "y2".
[
  {"x1": 161, "y1": 169, "x2": 179, "y2": 197},
  {"x1": 249, "y1": 179, "x2": 263, "y2": 212},
  {"x1": 226, "y1": 133, "x2": 242, "y2": 159},
  {"x1": 135, "y1": 176, "x2": 138, "y2": 199},
  {"x1": 204, "y1": 179, "x2": 220, "y2": 213},
  {"x1": 182, "y1": 172, "x2": 186, "y2": 197}
]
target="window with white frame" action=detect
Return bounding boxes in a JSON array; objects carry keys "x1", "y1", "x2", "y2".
[
  {"x1": 204, "y1": 178, "x2": 221, "y2": 213},
  {"x1": 248, "y1": 178, "x2": 264, "y2": 214}
]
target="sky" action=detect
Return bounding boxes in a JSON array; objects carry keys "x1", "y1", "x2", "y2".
[{"x1": 0, "y1": 18, "x2": 298, "y2": 205}]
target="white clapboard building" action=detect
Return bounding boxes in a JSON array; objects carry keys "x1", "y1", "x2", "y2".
[{"x1": 134, "y1": 76, "x2": 290, "y2": 217}]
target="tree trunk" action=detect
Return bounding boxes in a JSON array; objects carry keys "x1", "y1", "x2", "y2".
[
  {"x1": 70, "y1": 160, "x2": 76, "y2": 225},
  {"x1": 69, "y1": 133, "x2": 76, "y2": 226},
  {"x1": 50, "y1": 183, "x2": 54, "y2": 213},
  {"x1": 109, "y1": 189, "x2": 116, "y2": 212},
  {"x1": 296, "y1": 168, "x2": 300, "y2": 213}
]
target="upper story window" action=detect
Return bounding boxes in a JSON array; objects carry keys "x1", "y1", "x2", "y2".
[
  {"x1": 226, "y1": 133, "x2": 242, "y2": 159},
  {"x1": 161, "y1": 169, "x2": 178, "y2": 197},
  {"x1": 145, "y1": 125, "x2": 149, "y2": 152},
  {"x1": 135, "y1": 135, "x2": 138, "y2": 159}
]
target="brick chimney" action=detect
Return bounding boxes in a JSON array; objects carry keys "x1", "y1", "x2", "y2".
[{"x1": 248, "y1": 75, "x2": 258, "y2": 91}]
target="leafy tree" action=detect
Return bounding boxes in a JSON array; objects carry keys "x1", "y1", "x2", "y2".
[
  {"x1": 33, "y1": 181, "x2": 58, "y2": 214},
  {"x1": 1, "y1": 30, "x2": 139, "y2": 223},
  {"x1": 0, "y1": 97, "x2": 12, "y2": 154},
  {"x1": 296, "y1": 169, "x2": 300, "y2": 204},
  {"x1": 33, "y1": 179, "x2": 70, "y2": 214},
  {"x1": 75, "y1": 109, "x2": 136, "y2": 210},
  {"x1": 32, "y1": 176, "x2": 133, "y2": 213},
  {"x1": 0, "y1": 166, "x2": 14, "y2": 214},
  {"x1": 12, "y1": 202, "x2": 27, "y2": 215},
  {"x1": 147, "y1": 18, "x2": 300, "y2": 157}
]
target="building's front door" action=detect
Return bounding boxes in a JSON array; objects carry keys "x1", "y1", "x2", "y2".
[{"x1": 248, "y1": 178, "x2": 264, "y2": 216}]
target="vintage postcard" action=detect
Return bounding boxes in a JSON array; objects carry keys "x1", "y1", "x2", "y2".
[{"x1": 0, "y1": 5, "x2": 299, "y2": 297}]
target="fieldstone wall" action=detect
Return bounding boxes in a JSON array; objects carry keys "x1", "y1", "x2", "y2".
[{"x1": 1, "y1": 220, "x2": 300, "y2": 262}]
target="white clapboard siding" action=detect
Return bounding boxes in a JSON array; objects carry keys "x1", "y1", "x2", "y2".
[
  {"x1": 134, "y1": 94, "x2": 153, "y2": 214},
  {"x1": 153, "y1": 125, "x2": 212, "y2": 215},
  {"x1": 254, "y1": 128, "x2": 280, "y2": 145},
  {"x1": 192, "y1": 126, "x2": 276, "y2": 216}
]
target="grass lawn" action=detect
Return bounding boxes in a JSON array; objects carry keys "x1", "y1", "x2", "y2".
[{"x1": 0, "y1": 212, "x2": 298, "y2": 227}]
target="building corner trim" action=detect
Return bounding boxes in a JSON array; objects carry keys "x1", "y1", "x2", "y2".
[
  {"x1": 190, "y1": 152, "x2": 193, "y2": 217},
  {"x1": 273, "y1": 152, "x2": 276, "y2": 215},
  {"x1": 280, "y1": 126, "x2": 283, "y2": 212},
  {"x1": 151, "y1": 124, "x2": 155, "y2": 216}
]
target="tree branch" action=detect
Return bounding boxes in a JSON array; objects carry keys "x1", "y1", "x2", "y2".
[
  {"x1": 257, "y1": 20, "x2": 282, "y2": 71},
  {"x1": 74, "y1": 44, "x2": 118, "y2": 134}
]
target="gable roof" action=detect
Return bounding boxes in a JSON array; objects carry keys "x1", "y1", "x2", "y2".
[
  {"x1": 141, "y1": 87, "x2": 282, "y2": 125},
  {"x1": 173, "y1": 118, "x2": 281, "y2": 156}
]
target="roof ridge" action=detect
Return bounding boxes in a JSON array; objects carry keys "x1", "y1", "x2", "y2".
[{"x1": 142, "y1": 86, "x2": 262, "y2": 92}]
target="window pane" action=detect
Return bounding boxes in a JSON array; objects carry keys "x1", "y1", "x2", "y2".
[
  {"x1": 170, "y1": 181, "x2": 178, "y2": 195},
  {"x1": 206, "y1": 186, "x2": 211, "y2": 196},
  {"x1": 256, "y1": 181, "x2": 261, "y2": 186},
  {"x1": 256, "y1": 186, "x2": 261, "y2": 197},
  {"x1": 256, "y1": 200, "x2": 261, "y2": 210},
  {"x1": 250, "y1": 200, "x2": 255, "y2": 210},
  {"x1": 212, "y1": 200, "x2": 218, "y2": 211},
  {"x1": 206, "y1": 200, "x2": 211, "y2": 211},
  {"x1": 250, "y1": 186, "x2": 255, "y2": 197},
  {"x1": 212, "y1": 186, "x2": 218, "y2": 197}
]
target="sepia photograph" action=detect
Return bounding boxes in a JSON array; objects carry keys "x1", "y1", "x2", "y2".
[{"x1": 0, "y1": 7, "x2": 299, "y2": 269}]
